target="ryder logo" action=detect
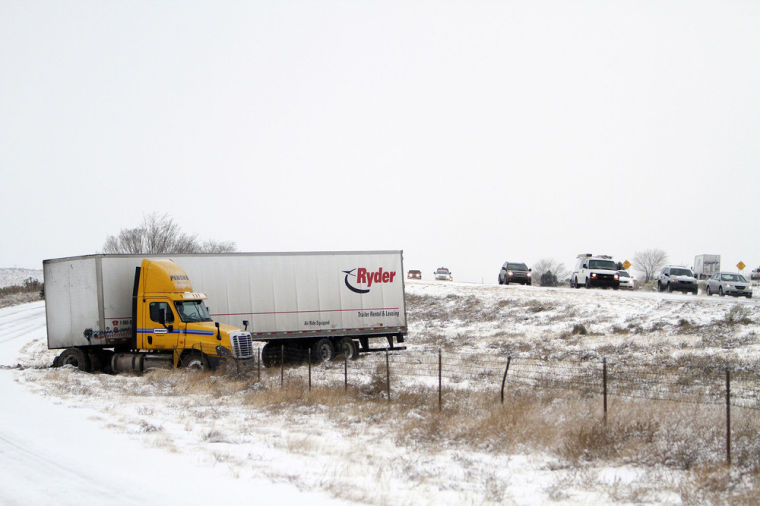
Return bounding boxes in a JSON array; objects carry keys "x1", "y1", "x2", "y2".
[{"x1": 342, "y1": 267, "x2": 397, "y2": 294}]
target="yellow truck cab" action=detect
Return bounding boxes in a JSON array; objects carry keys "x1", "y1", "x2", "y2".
[
  {"x1": 135, "y1": 259, "x2": 252, "y2": 369},
  {"x1": 46, "y1": 256, "x2": 254, "y2": 374}
]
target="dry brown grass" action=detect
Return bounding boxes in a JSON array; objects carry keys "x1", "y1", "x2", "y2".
[{"x1": 224, "y1": 370, "x2": 759, "y2": 502}]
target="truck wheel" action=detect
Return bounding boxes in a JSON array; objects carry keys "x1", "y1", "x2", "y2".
[
  {"x1": 706, "y1": 286, "x2": 712, "y2": 296},
  {"x1": 719, "y1": 287, "x2": 725, "y2": 297},
  {"x1": 182, "y1": 351, "x2": 208, "y2": 371},
  {"x1": 338, "y1": 337, "x2": 358, "y2": 360},
  {"x1": 667, "y1": 283, "x2": 673, "y2": 293},
  {"x1": 311, "y1": 338, "x2": 335, "y2": 363},
  {"x1": 56, "y1": 348, "x2": 90, "y2": 372},
  {"x1": 585, "y1": 278, "x2": 590, "y2": 289}
]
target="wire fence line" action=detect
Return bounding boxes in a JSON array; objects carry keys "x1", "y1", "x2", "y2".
[{"x1": 247, "y1": 344, "x2": 760, "y2": 413}]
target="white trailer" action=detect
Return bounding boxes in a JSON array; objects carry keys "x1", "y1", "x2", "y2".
[
  {"x1": 44, "y1": 251, "x2": 407, "y2": 368},
  {"x1": 693, "y1": 254, "x2": 720, "y2": 280}
]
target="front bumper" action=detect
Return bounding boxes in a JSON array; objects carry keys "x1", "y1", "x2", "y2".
[
  {"x1": 725, "y1": 286, "x2": 752, "y2": 297},
  {"x1": 587, "y1": 275, "x2": 619, "y2": 287},
  {"x1": 669, "y1": 282, "x2": 698, "y2": 293}
]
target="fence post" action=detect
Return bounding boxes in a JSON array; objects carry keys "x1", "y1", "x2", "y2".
[
  {"x1": 257, "y1": 347, "x2": 261, "y2": 382},
  {"x1": 438, "y1": 348, "x2": 442, "y2": 412},
  {"x1": 500, "y1": 356, "x2": 512, "y2": 404},
  {"x1": 308, "y1": 348, "x2": 312, "y2": 392},
  {"x1": 344, "y1": 352, "x2": 348, "y2": 392},
  {"x1": 726, "y1": 367, "x2": 731, "y2": 466},
  {"x1": 385, "y1": 348, "x2": 390, "y2": 402},
  {"x1": 603, "y1": 357, "x2": 608, "y2": 425},
  {"x1": 280, "y1": 344, "x2": 284, "y2": 388}
]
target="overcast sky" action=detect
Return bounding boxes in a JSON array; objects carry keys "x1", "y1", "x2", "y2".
[{"x1": 2, "y1": 1, "x2": 758, "y2": 282}]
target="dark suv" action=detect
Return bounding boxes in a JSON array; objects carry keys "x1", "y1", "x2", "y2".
[
  {"x1": 656, "y1": 265, "x2": 698, "y2": 294},
  {"x1": 498, "y1": 262, "x2": 532, "y2": 285}
]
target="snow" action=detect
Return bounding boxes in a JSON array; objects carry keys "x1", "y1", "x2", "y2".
[
  {"x1": 0, "y1": 302, "x2": 349, "y2": 506},
  {"x1": 0, "y1": 267, "x2": 43, "y2": 289},
  {"x1": 2, "y1": 282, "x2": 759, "y2": 504}
]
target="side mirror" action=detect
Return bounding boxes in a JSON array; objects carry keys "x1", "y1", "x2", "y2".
[
  {"x1": 215, "y1": 321, "x2": 222, "y2": 341},
  {"x1": 242, "y1": 320, "x2": 249, "y2": 331},
  {"x1": 528, "y1": 268, "x2": 532, "y2": 272},
  {"x1": 158, "y1": 308, "x2": 167, "y2": 325}
]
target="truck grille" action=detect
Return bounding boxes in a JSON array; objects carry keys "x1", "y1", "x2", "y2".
[{"x1": 231, "y1": 333, "x2": 254, "y2": 359}]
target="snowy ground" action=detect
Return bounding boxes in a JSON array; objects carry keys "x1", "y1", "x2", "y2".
[
  {"x1": 0, "y1": 267, "x2": 42, "y2": 288},
  {"x1": 2, "y1": 282, "x2": 759, "y2": 504}
]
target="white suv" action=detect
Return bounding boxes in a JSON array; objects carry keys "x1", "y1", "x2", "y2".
[{"x1": 571, "y1": 254, "x2": 620, "y2": 289}]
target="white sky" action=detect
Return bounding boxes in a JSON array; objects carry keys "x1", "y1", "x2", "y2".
[{"x1": 2, "y1": 1, "x2": 758, "y2": 282}]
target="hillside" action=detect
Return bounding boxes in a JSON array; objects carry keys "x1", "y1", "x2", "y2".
[
  {"x1": 0, "y1": 267, "x2": 43, "y2": 288},
  {"x1": 2, "y1": 281, "x2": 760, "y2": 504}
]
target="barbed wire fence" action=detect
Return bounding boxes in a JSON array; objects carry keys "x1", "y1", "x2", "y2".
[{"x1": 241, "y1": 343, "x2": 760, "y2": 467}]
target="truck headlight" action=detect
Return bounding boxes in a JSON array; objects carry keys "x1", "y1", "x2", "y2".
[{"x1": 614, "y1": 274, "x2": 620, "y2": 280}]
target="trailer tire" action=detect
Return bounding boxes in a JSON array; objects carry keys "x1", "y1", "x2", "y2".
[
  {"x1": 311, "y1": 338, "x2": 335, "y2": 363},
  {"x1": 56, "y1": 348, "x2": 90, "y2": 372},
  {"x1": 338, "y1": 337, "x2": 359, "y2": 360},
  {"x1": 261, "y1": 343, "x2": 280, "y2": 368}
]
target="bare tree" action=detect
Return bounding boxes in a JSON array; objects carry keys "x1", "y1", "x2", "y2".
[
  {"x1": 103, "y1": 213, "x2": 236, "y2": 254},
  {"x1": 633, "y1": 249, "x2": 668, "y2": 282},
  {"x1": 531, "y1": 258, "x2": 568, "y2": 286}
]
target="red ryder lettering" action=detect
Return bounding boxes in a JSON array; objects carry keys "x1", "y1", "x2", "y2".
[{"x1": 356, "y1": 267, "x2": 396, "y2": 287}]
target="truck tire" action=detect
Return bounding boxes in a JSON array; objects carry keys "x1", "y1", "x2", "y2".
[
  {"x1": 706, "y1": 285, "x2": 712, "y2": 296},
  {"x1": 719, "y1": 287, "x2": 724, "y2": 297},
  {"x1": 667, "y1": 283, "x2": 673, "y2": 293},
  {"x1": 182, "y1": 351, "x2": 208, "y2": 371},
  {"x1": 311, "y1": 338, "x2": 335, "y2": 363},
  {"x1": 338, "y1": 337, "x2": 359, "y2": 360},
  {"x1": 56, "y1": 348, "x2": 90, "y2": 372},
  {"x1": 585, "y1": 278, "x2": 591, "y2": 289}
]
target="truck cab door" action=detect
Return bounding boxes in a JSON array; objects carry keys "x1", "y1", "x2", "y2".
[{"x1": 143, "y1": 300, "x2": 179, "y2": 350}]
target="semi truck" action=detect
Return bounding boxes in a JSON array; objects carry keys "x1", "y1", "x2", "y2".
[
  {"x1": 693, "y1": 254, "x2": 720, "y2": 280},
  {"x1": 44, "y1": 251, "x2": 407, "y2": 373}
]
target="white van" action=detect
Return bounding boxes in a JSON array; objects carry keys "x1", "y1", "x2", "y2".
[{"x1": 570, "y1": 254, "x2": 620, "y2": 289}]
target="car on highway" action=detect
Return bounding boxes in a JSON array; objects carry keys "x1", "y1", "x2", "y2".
[
  {"x1": 618, "y1": 270, "x2": 635, "y2": 289},
  {"x1": 656, "y1": 265, "x2": 698, "y2": 294},
  {"x1": 407, "y1": 269, "x2": 422, "y2": 280},
  {"x1": 434, "y1": 267, "x2": 453, "y2": 281},
  {"x1": 570, "y1": 254, "x2": 620, "y2": 289},
  {"x1": 498, "y1": 262, "x2": 532, "y2": 285},
  {"x1": 705, "y1": 272, "x2": 752, "y2": 298},
  {"x1": 751, "y1": 268, "x2": 760, "y2": 282}
]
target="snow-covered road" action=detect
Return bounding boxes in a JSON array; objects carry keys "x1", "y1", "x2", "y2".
[{"x1": 0, "y1": 301, "x2": 345, "y2": 506}]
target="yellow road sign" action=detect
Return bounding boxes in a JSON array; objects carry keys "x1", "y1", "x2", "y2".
[
  {"x1": 622, "y1": 260, "x2": 631, "y2": 270},
  {"x1": 737, "y1": 261, "x2": 746, "y2": 271}
]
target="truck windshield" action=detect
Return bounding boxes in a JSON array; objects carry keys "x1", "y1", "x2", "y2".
[
  {"x1": 589, "y1": 260, "x2": 617, "y2": 270},
  {"x1": 174, "y1": 300, "x2": 212, "y2": 323}
]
